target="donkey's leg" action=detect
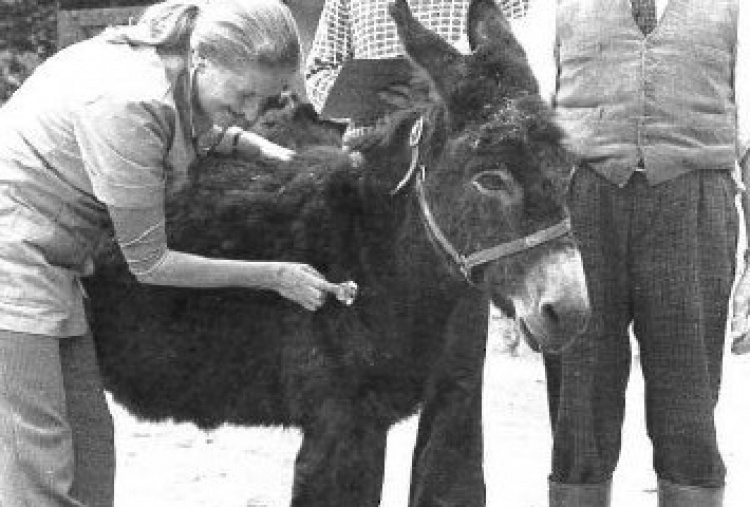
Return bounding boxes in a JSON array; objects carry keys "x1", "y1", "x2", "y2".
[
  {"x1": 408, "y1": 294, "x2": 489, "y2": 507},
  {"x1": 291, "y1": 400, "x2": 388, "y2": 507}
]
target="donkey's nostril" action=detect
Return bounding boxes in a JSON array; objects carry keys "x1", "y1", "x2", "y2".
[
  {"x1": 540, "y1": 298, "x2": 590, "y2": 340},
  {"x1": 541, "y1": 302, "x2": 560, "y2": 327}
]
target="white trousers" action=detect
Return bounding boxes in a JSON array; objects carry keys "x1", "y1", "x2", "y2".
[{"x1": 0, "y1": 331, "x2": 114, "y2": 507}]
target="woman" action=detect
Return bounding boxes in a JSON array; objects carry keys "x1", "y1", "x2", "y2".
[{"x1": 0, "y1": 1, "x2": 339, "y2": 505}]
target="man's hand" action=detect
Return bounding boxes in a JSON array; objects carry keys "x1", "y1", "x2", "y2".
[{"x1": 730, "y1": 264, "x2": 750, "y2": 354}]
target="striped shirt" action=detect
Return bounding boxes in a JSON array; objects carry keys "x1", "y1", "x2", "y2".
[{"x1": 305, "y1": 0, "x2": 530, "y2": 115}]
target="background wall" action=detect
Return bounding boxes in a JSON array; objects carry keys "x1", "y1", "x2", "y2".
[
  {"x1": 0, "y1": 0, "x2": 326, "y2": 104},
  {"x1": 0, "y1": 0, "x2": 56, "y2": 103}
]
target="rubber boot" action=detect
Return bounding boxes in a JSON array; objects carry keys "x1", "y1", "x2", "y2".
[
  {"x1": 657, "y1": 479, "x2": 724, "y2": 507},
  {"x1": 549, "y1": 480, "x2": 612, "y2": 507}
]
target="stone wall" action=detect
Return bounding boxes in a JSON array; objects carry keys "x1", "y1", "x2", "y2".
[
  {"x1": 0, "y1": 0, "x2": 57, "y2": 103},
  {"x1": 0, "y1": 1, "x2": 325, "y2": 104}
]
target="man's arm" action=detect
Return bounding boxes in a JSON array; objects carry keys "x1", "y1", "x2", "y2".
[
  {"x1": 736, "y1": 0, "x2": 750, "y2": 242},
  {"x1": 728, "y1": 0, "x2": 750, "y2": 353}
]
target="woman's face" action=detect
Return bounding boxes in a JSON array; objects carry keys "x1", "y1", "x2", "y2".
[{"x1": 193, "y1": 58, "x2": 295, "y2": 130}]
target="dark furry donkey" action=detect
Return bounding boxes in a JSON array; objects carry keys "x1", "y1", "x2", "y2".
[{"x1": 85, "y1": 1, "x2": 590, "y2": 505}]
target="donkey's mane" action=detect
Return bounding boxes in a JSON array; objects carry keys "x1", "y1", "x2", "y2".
[
  {"x1": 175, "y1": 145, "x2": 359, "y2": 231},
  {"x1": 345, "y1": 91, "x2": 569, "y2": 191}
]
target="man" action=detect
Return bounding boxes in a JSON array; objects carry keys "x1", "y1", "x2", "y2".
[
  {"x1": 531, "y1": 0, "x2": 750, "y2": 506},
  {"x1": 304, "y1": 2, "x2": 531, "y2": 506},
  {"x1": 305, "y1": 0, "x2": 531, "y2": 136}
]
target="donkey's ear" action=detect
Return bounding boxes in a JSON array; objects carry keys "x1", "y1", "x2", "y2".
[
  {"x1": 467, "y1": 0, "x2": 513, "y2": 51},
  {"x1": 389, "y1": 0, "x2": 463, "y2": 103}
]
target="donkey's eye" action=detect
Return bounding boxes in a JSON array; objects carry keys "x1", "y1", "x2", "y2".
[{"x1": 472, "y1": 170, "x2": 508, "y2": 195}]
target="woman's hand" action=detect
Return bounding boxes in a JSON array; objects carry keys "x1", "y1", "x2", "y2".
[
  {"x1": 271, "y1": 262, "x2": 341, "y2": 311},
  {"x1": 730, "y1": 265, "x2": 750, "y2": 354},
  {"x1": 259, "y1": 141, "x2": 294, "y2": 163},
  {"x1": 234, "y1": 131, "x2": 295, "y2": 163}
]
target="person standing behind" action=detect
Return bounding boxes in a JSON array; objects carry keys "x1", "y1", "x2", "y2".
[
  {"x1": 305, "y1": 2, "x2": 533, "y2": 507},
  {"x1": 0, "y1": 1, "x2": 341, "y2": 506},
  {"x1": 529, "y1": 0, "x2": 750, "y2": 506},
  {"x1": 305, "y1": 0, "x2": 530, "y2": 137}
]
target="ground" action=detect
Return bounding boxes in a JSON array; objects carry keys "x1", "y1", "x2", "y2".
[{"x1": 111, "y1": 317, "x2": 750, "y2": 507}]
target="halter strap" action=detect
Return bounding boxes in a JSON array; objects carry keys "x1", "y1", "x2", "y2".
[
  {"x1": 390, "y1": 116, "x2": 425, "y2": 196},
  {"x1": 462, "y1": 218, "x2": 571, "y2": 270}
]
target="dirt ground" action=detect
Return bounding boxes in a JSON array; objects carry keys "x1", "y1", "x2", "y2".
[{"x1": 110, "y1": 317, "x2": 750, "y2": 507}]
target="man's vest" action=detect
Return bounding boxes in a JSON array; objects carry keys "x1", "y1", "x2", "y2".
[{"x1": 554, "y1": 0, "x2": 738, "y2": 186}]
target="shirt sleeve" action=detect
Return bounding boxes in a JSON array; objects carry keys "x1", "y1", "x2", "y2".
[
  {"x1": 304, "y1": 0, "x2": 353, "y2": 113},
  {"x1": 107, "y1": 203, "x2": 169, "y2": 277},
  {"x1": 73, "y1": 93, "x2": 173, "y2": 208}
]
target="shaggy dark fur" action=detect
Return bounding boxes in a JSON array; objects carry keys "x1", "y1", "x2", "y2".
[
  {"x1": 85, "y1": 1, "x2": 589, "y2": 505},
  {"x1": 89, "y1": 97, "x2": 421, "y2": 430}
]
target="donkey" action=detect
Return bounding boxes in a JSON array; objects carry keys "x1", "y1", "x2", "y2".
[{"x1": 85, "y1": 1, "x2": 589, "y2": 506}]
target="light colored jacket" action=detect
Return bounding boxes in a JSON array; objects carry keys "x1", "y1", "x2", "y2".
[{"x1": 0, "y1": 32, "x2": 193, "y2": 336}]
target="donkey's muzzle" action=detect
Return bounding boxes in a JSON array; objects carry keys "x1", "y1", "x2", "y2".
[{"x1": 513, "y1": 246, "x2": 590, "y2": 354}]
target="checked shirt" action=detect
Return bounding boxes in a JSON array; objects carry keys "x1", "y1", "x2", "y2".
[{"x1": 305, "y1": 0, "x2": 530, "y2": 114}]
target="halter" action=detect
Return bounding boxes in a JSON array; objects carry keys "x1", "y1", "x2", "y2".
[{"x1": 392, "y1": 116, "x2": 572, "y2": 282}]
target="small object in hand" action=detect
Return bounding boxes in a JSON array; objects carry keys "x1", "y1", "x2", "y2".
[{"x1": 335, "y1": 281, "x2": 358, "y2": 306}]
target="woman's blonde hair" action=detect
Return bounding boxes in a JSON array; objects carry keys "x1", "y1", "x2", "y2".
[{"x1": 118, "y1": 0, "x2": 300, "y2": 70}]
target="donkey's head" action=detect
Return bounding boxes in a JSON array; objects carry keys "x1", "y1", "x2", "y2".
[{"x1": 363, "y1": 0, "x2": 589, "y2": 353}]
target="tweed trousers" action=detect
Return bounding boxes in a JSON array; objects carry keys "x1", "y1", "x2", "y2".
[
  {"x1": 544, "y1": 166, "x2": 738, "y2": 488},
  {"x1": 0, "y1": 330, "x2": 115, "y2": 507}
]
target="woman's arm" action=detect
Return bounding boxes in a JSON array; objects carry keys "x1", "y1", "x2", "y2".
[
  {"x1": 140, "y1": 251, "x2": 336, "y2": 312},
  {"x1": 213, "y1": 126, "x2": 294, "y2": 162},
  {"x1": 108, "y1": 204, "x2": 339, "y2": 311},
  {"x1": 74, "y1": 97, "x2": 336, "y2": 310}
]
